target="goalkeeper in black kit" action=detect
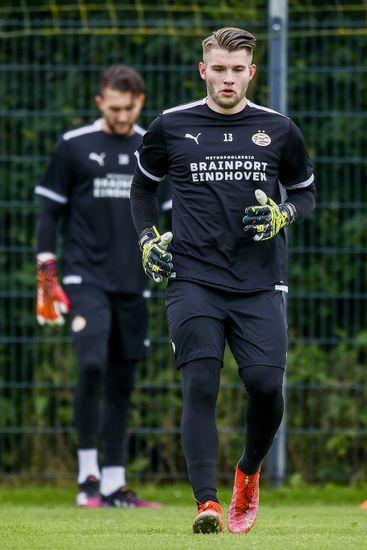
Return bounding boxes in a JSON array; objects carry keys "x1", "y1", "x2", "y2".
[
  {"x1": 131, "y1": 27, "x2": 315, "y2": 534},
  {"x1": 35, "y1": 65, "x2": 171, "y2": 508}
]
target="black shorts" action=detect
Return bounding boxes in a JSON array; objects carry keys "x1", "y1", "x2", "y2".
[
  {"x1": 66, "y1": 284, "x2": 149, "y2": 361},
  {"x1": 166, "y1": 280, "x2": 287, "y2": 370}
]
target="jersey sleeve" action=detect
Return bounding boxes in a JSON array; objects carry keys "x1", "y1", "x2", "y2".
[
  {"x1": 34, "y1": 137, "x2": 74, "y2": 204},
  {"x1": 134, "y1": 115, "x2": 169, "y2": 183},
  {"x1": 279, "y1": 120, "x2": 315, "y2": 191},
  {"x1": 157, "y1": 176, "x2": 172, "y2": 214},
  {"x1": 130, "y1": 116, "x2": 170, "y2": 235},
  {"x1": 36, "y1": 197, "x2": 65, "y2": 253}
]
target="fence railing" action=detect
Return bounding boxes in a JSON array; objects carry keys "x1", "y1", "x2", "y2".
[{"x1": 1, "y1": 1, "x2": 366, "y2": 482}]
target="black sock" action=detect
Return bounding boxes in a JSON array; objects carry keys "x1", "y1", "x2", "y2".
[
  {"x1": 238, "y1": 366, "x2": 284, "y2": 475},
  {"x1": 74, "y1": 340, "x2": 103, "y2": 449},
  {"x1": 180, "y1": 358, "x2": 222, "y2": 503},
  {"x1": 188, "y1": 461, "x2": 219, "y2": 503},
  {"x1": 101, "y1": 359, "x2": 137, "y2": 466}
]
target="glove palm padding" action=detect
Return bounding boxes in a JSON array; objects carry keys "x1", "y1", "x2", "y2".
[
  {"x1": 36, "y1": 255, "x2": 70, "y2": 325},
  {"x1": 243, "y1": 190, "x2": 296, "y2": 241},
  {"x1": 139, "y1": 226, "x2": 173, "y2": 283}
]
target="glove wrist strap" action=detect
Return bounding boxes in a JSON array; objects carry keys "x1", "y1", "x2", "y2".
[
  {"x1": 138, "y1": 226, "x2": 160, "y2": 250},
  {"x1": 280, "y1": 203, "x2": 297, "y2": 226},
  {"x1": 37, "y1": 252, "x2": 57, "y2": 263}
]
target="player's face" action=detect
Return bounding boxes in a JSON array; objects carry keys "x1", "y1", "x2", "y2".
[
  {"x1": 95, "y1": 87, "x2": 145, "y2": 136},
  {"x1": 198, "y1": 48, "x2": 256, "y2": 114}
]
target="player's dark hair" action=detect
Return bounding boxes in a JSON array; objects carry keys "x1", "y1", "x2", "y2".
[
  {"x1": 202, "y1": 27, "x2": 256, "y2": 55},
  {"x1": 99, "y1": 64, "x2": 145, "y2": 96}
]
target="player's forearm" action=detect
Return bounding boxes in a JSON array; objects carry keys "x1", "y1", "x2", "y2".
[
  {"x1": 285, "y1": 184, "x2": 316, "y2": 221},
  {"x1": 36, "y1": 197, "x2": 64, "y2": 253},
  {"x1": 130, "y1": 173, "x2": 160, "y2": 235}
]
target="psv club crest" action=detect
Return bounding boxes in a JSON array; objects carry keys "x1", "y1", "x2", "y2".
[{"x1": 252, "y1": 131, "x2": 272, "y2": 147}]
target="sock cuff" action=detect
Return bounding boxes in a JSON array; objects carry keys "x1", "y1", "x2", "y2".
[{"x1": 187, "y1": 459, "x2": 216, "y2": 473}]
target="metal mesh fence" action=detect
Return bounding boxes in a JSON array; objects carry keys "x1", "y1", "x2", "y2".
[
  {"x1": 286, "y1": 6, "x2": 367, "y2": 481},
  {"x1": 1, "y1": 1, "x2": 366, "y2": 482}
]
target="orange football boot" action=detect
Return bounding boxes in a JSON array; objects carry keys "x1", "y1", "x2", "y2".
[
  {"x1": 192, "y1": 499, "x2": 224, "y2": 534},
  {"x1": 359, "y1": 499, "x2": 367, "y2": 510},
  {"x1": 227, "y1": 465, "x2": 260, "y2": 534}
]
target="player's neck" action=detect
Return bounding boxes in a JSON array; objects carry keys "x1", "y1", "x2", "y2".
[
  {"x1": 100, "y1": 118, "x2": 134, "y2": 136},
  {"x1": 206, "y1": 96, "x2": 248, "y2": 115}
]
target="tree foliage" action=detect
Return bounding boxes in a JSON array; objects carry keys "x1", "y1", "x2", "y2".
[{"x1": 1, "y1": 1, "x2": 366, "y2": 481}]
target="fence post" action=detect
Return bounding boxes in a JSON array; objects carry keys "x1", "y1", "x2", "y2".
[{"x1": 267, "y1": 0, "x2": 288, "y2": 488}]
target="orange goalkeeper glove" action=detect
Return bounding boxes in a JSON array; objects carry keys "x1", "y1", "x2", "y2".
[{"x1": 36, "y1": 253, "x2": 70, "y2": 325}]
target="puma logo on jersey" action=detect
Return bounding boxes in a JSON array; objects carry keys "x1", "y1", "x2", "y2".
[
  {"x1": 118, "y1": 154, "x2": 129, "y2": 165},
  {"x1": 89, "y1": 152, "x2": 106, "y2": 166},
  {"x1": 185, "y1": 132, "x2": 201, "y2": 145}
]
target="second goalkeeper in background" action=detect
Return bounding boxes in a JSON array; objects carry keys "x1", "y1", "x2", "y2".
[{"x1": 35, "y1": 64, "x2": 171, "y2": 508}]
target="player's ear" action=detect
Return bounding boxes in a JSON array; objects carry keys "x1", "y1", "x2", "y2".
[
  {"x1": 198, "y1": 61, "x2": 206, "y2": 81},
  {"x1": 249, "y1": 64, "x2": 257, "y2": 80},
  {"x1": 95, "y1": 95, "x2": 103, "y2": 111},
  {"x1": 137, "y1": 93, "x2": 146, "y2": 108}
]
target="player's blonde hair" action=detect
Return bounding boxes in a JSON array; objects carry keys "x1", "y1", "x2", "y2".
[{"x1": 202, "y1": 27, "x2": 256, "y2": 57}]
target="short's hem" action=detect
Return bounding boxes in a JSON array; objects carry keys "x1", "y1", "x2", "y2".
[
  {"x1": 176, "y1": 352, "x2": 223, "y2": 370},
  {"x1": 169, "y1": 275, "x2": 277, "y2": 294},
  {"x1": 238, "y1": 362, "x2": 286, "y2": 371}
]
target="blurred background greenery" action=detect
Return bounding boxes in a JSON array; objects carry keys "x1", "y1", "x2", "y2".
[{"x1": 0, "y1": 0, "x2": 366, "y2": 484}]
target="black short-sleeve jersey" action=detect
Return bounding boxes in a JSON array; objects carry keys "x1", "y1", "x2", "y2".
[
  {"x1": 35, "y1": 119, "x2": 171, "y2": 293},
  {"x1": 135, "y1": 98, "x2": 314, "y2": 292}
]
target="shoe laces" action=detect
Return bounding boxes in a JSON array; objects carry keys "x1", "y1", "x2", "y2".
[
  {"x1": 244, "y1": 476, "x2": 258, "y2": 498},
  {"x1": 196, "y1": 499, "x2": 222, "y2": 514},
  {"x1": 80, "y1": 475, "x2": 99, "y2": 489},
  {"x1": 235, "y1": 472, "x2": 258, "y2": 511},
  {"x1": 118, "y1": 487, "x2": 139, "y2": 500}
]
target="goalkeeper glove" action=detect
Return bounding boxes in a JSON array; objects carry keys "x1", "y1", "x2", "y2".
[
  {"x1": 36, "y1": 253, "x2": 70, "y2": 325},
  {"x1": 139, "y1": 226, "x2": 173, "y2": 283},
  {"x1": 243, "y1": 189, "x2": 296, "y2": 241}
]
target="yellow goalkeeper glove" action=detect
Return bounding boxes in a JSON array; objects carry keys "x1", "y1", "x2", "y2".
[
  {"x1": 139, "y1": 226, "x2": 174, "y2": 283},
  {"x1": 243, "y1": 189, "x2": 296, "y2": 241}
]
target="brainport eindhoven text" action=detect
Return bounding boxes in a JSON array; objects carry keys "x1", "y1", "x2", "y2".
[
  {"x1": 93, "y1": 174, "x2": 132, "y2": 198},
  {"x1": 190, "y1": 157, "x2": 268, "y2": 183}
]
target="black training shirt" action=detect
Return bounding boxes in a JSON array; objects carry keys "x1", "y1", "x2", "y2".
[
  {"x1": 133, "y1": 98, "x2": 315, "y2": 292},
  {"x1": 35, "y1": 119, "x2": 171, "y2": 293}
]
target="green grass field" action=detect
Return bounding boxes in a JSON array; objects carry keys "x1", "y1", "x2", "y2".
[{"x1": 1, "y1": 482, "x2": 367, "y2": 549}]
